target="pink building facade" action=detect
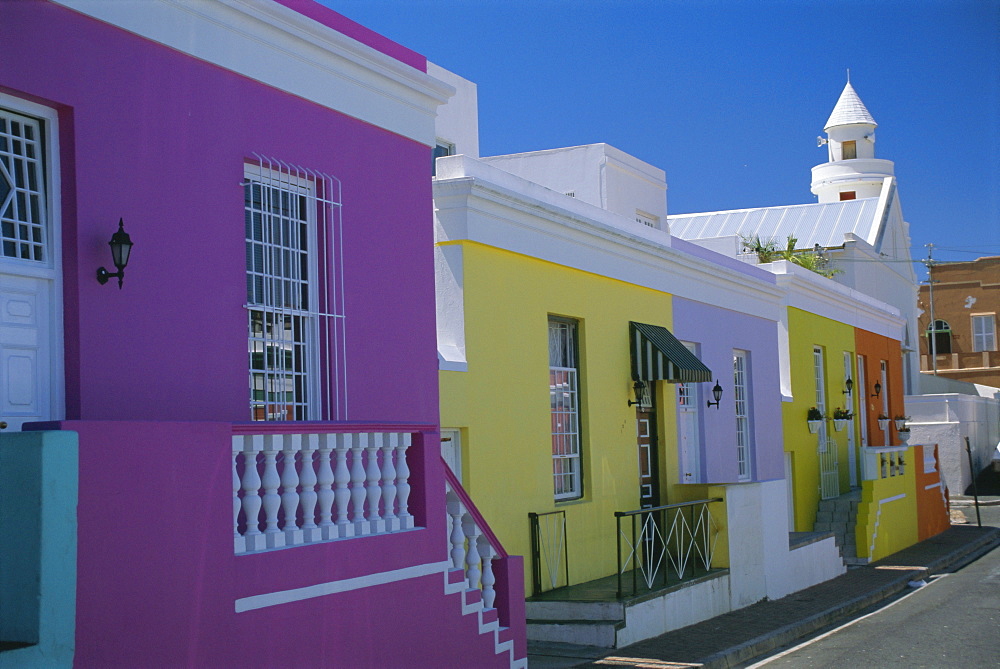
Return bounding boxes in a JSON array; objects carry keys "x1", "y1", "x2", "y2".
[{"x1": 0, "y1": 1, "x2": 524, "y2": 666}]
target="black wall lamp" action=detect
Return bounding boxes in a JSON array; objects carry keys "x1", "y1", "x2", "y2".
[
  {"x1": 96, "y1": 218, "x2": 134, "y2": 289},
  {"x1": 706, "y1": 380, "x2": 723, "y2": 409},
  {"x1": 871, "y1": 381, "x2": 882, "y2": 399},
  {"x1": 843, "y1": 377, "x2": 854, "y2": 395},
  {"x1": 628, "y1": 380, "x2": 649, "y2": 408}
]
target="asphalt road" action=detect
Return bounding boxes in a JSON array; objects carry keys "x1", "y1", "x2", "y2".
[{"x1": 748, "y1": 503, "x2": 1000, "y2": 668}]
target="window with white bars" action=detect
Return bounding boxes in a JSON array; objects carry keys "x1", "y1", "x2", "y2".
[
  {"x1": 972, "y1": 314, "x2": 996, "y2": 352},
  {"x1": 734, "y1": 350, "x2": 752, "y2": 481},
  {"x1": 549, "y1": 317, "x2": 582, "y2": 500},
  {"x1": 245, "y1": 157, "x2": 345, "y2": 421},
  {"x1": 0, "y1": 108, "x2": 46, "y2": 262},
  {"x1": 813, "y1": 346, "x2": 828, "y2": 442}
]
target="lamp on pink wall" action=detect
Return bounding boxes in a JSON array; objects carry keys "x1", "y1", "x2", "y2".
[{"x1": 96, "y1": 218, "x2": 134, "y2": 289}]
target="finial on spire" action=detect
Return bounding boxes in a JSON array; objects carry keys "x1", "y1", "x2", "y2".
[{"x1": 847, "y1": 68, "x2": 851, "y2": 83}]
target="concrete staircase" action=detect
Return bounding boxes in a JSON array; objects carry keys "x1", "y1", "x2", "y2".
[
  {"x1": 813, "y1": 489, "x2": 867, "y2": 566},
  {"x1": 444, "y1": 567, "x2": 527, "y2": 668}
]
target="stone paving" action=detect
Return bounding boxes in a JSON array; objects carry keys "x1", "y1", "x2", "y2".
[{"x1": 528, "y1": 523, "x2": 1000, "y2": 668}]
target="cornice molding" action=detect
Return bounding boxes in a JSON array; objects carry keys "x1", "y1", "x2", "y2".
[{"x1": 51, "y1": 0, "x2": 453, "y2": 145}]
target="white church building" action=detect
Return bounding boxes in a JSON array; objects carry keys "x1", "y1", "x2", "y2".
[{"x1": 669, "y1": 81, "x2": 920, "y2": 394}]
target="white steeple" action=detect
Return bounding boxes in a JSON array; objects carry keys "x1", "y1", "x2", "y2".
[{"x1": 811, "y1": 77, "x2": 894, "y2": 203}]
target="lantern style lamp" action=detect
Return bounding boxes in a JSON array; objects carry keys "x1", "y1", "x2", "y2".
[
  {"x1": 628, "y1": 380, "x2": 649, "y2": 408},
  {"x1": 97, "y1": 218, "x2": 134, "y2": 289},
  {"x1": 706, "y1": 380, "x2": 723, "y2": 409},
  {"x1": 871, "y1": 381, "x2": 882, "y2": 399},
  {"x1": 843, "y1": 377, "x2": 854, "y2": 395}
]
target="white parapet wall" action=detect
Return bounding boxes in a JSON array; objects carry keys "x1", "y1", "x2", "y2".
[
  {"x1": 726, "y1": 480, "x2": 846, "y2": 605},
  {"x1": 905, "y1": 392, "x2": 1000, "y2": 494}
]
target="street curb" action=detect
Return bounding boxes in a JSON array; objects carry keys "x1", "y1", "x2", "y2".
[{"x1": 696, "y1": 527, "x2": 1000, "y2": 669}]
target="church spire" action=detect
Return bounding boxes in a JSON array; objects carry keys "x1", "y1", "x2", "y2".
[
  {"x1": 811, "y1": 77, "x2": 893, "y2": 203},
  {"x1": 825, "y1": 80, "x2": 877, "y2": 130}
]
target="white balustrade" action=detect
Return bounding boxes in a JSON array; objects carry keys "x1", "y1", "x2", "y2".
[
  {"x1": 862, "y1": 446, "x2": 908, "y2": 481},
  {"x1": 444, "y1": 480, "x2": 501, "y2": 611},
  {"x1": 233, "y1": 430, "x2": 415, "y2": 555}
]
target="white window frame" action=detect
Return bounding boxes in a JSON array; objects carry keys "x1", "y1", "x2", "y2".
[
  {"x1": 549, "y1": 317, "x2": 582, "y2": 500},
  {"x1": 244, "y1": 157, "x2": 346, "y2": 421},
  {"x1": 813, "y1": 346, "x2": 828, "y2": 446},
  {"x1": 734, "y1": 349, "x2": 752, "y2": 482},
  {"x1": 677, "y1": 341, "x2": 702, "y2": 483},
  {"x1": 972, "y1": 313, "x2": 996, "y2": 352},
  {"x1": 0, "y1": 105, "x2": 49, "y2": 265}
]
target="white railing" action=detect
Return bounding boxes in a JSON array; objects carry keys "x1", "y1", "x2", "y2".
[
  {"x1": 233, "y1": 432, "x2": 412, "y2": 554},
  {"x1": 861, "y1": 445, "x2": 907, "y2": 481},
  {"x1": 444, "y1": 473, "x2": 506, "y2": 609}
]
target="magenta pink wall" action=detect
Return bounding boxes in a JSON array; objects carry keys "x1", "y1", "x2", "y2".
[
  {"x1": 53, "y1": 420, "x2": 518, "y2": 668},
  {"x1": 1, "y1": 1, "x2": 438, "y2": 425}
]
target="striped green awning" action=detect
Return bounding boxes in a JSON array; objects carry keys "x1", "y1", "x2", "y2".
[{"x1": 629, "y1": 321, "x2": 712, "y2": 383}]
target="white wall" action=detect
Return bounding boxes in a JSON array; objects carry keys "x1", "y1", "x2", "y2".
[
  {"x1": 428, "y1": 62, "x2": 479, "y2": 158},
  {"x1": 906, "y1": 393, "x2": 1000, "y2": 493},
  {"x1": 481, "y1": 143, "x2": 668, "y2": 229}
]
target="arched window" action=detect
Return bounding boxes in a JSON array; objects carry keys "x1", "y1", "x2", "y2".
[{"x1": 926, "y1": 319, "x2": 952, "y2": 356}]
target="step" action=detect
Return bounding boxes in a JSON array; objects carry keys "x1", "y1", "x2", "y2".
[
  {"x1": 525, "y1": 599, "x2": 624, "y2": 622},
  {"x1": 526, "y1": 618, "x2": 623, "y2": 648}
]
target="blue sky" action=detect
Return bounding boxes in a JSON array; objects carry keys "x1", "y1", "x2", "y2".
[{"x1": 330, "y1": 0, "x2": 999, "y2": 275}]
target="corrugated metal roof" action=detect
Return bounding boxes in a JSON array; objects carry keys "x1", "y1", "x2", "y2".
[
  {"x1": 825, "y1": 82, "x2": 877, "y2": 129},
  {"x1": 667, "y1": 198, "x2": 880, "y2": 249}
]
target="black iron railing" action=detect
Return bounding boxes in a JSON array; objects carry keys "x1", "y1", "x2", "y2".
[
  {"x1": 615, "y1": 498, "x2": 723, "y2": 598},
  {"x1": 528, "y1": 509, "x2": 568, "y2": 597}
]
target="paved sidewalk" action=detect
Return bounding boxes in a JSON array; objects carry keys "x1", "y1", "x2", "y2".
[{"x1": 528, "y1": 523, "x2": 1000, "y2": 668}]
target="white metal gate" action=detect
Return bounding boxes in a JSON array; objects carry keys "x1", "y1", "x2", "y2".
[{"x1": 819, "y1": 438, "x2": 839, "y2": 500}]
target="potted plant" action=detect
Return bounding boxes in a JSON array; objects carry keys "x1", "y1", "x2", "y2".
[
  {"x1": 832, "y1": 407, "x2": 853, "y2": 432},
  {"x1": 877, "y1": 413, "x2": 890, "y2": 431},
  {"x1": 894, "y1": 414, "x2": 910, "y2": 431},
  {"x1": 807, "y1": 406, "x2": 825, "y2": 434},
  {"x1": 897, "y1": 424, "x2": 911, "y2": 444}
]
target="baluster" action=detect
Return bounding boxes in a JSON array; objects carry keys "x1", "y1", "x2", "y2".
[
  {"x1": 261, "y1": 435, "x2": 285, "y2": 549},
  {"x1": 281, "y1": 434, "x2": 303, "y2": 545},
  {"x1": 350, "y1": 434, "x2": 370, "y2": 535},
  {"x1": 898, "y1": 453, "x2": 905, "y2": 476},
  {"x1": 316, "y1": 434, "x2": 336, "y2": 539},
  {"x1": 447, "y1": 490, "x2": 466, "y2": 570},
  {"x1": 233, "y1": 437, "x2": 243, "y2": 553},
  {"x1": 299, "y1": 434, "x2": 320, "y2": 543},
  {"x1": 395, "y1": 433, "x2": 412, "y2": 529},
  {"x1": 381, "y1": 433, "x2": 398, "y2": 531},
  {"x1": 478, "y1": 536, "x2": 496, "y2": 609},
  {"x1": 366, "y1": 433, "x2": 385, "y2": 534},
  {"x1": 463, "y1": 513, "x2": 482, "y2": 592},
  {"x1": 334, "y1": 434, "x2": 352, "y2": 537},
  {"x1": 880, "y1": 453, "x2": 887, "y2": 478},
  {"x1": 240, "y1": 435, "x2": 264, "y2": 552}
]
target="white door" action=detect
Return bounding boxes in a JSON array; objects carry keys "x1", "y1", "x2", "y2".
[
  {"x1": 440, "y1": 428, "x2": 462, "y2": 483},
  {"x1": 844, "y1": 352, "x2": 858, "y2": 487},
  {"x1": 677, "y1": 342, "x2": 701, "y2": 483},
  {"x1": 0, "y1": 97, "x2": 62, "y2": 432}
]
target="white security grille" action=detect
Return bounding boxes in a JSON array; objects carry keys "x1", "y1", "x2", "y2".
[
  {"x1": 549, "y1": 318, "x2": 581, "y2": 499},
  {"x1": 733, "y1": 350, "x2": 751, "y2": 481},
  {"x1": 245, "y1": 155, "x2": 345, "y2": 421},
  {"x1": 0, "y1": 109, "x2": 46, "y2": 262}
]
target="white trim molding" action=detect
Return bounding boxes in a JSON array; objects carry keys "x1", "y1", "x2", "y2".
[
  {"x1": 51, "y1": 0, "x2": 454, "y2": 146},
  {"x1": 433, "y1": 155, "x2": 784, "y2": 319},
  {"x1": 867, "y1": 492, "x2": 906, "y2": 558},
  {"x1": 235, "y1": 560, "x2": 450, "y2": 612}
]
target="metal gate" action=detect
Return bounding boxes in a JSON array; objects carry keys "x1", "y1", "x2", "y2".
[{"x1": 819, "y1": 438, "x2": 840, "y2": 499}]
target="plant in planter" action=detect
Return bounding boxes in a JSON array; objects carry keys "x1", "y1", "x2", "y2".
[
  {"x1": 897, "y1": 425, "x2": 911, "y2": 443},
  {"x1": 894, "y1": 414, "x2": 911, "y2": 431},
  {"x1": 877, "y1": 413, "x2": 890, "y2": 431},
  {"x1": 831, "y1": 407, "x2": 852, "y2": 431},
  {"x1": 807, "y1": 406, "x2": 825, "y2": 434}
]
